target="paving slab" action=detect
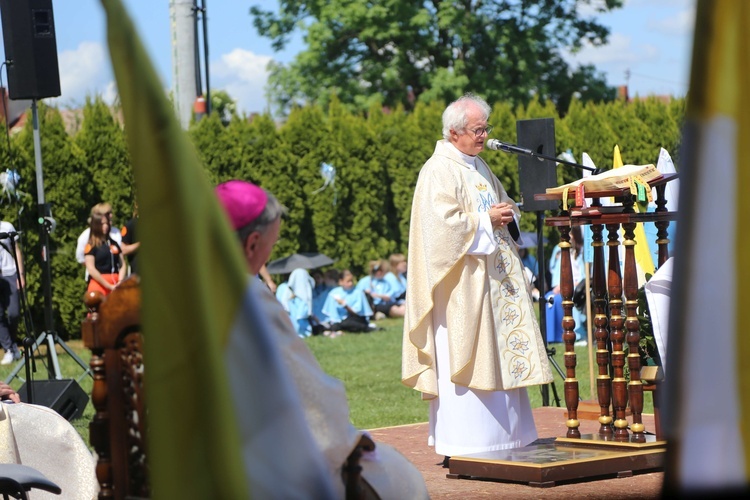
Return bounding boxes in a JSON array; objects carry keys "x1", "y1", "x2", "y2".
[{"x1": 369, "y1": 406, "x2": 663, "y2": 499}]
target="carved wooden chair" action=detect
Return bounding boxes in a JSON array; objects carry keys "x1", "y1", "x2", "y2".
[
  {"x1": 83, "y1": 276, "x2": 148, "y2": 499},
  {"x1": 82, "y1": 275, "x2": 375, "y2": 499}
]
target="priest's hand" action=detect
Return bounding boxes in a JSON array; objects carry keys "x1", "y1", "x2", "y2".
[{"x1": 489, "y1": 203, "x2": 515, "y2": 229}]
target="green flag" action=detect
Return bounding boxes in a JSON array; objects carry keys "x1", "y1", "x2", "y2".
[{"x1": 100, "y1": 0, "x2": 334, "y2": 497}]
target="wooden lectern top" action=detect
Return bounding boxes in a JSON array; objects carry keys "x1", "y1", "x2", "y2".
[
  {"x1": 534, "y1": 173, "x2": 678, "y2": 202},
  {"x1": 535, "y1": 173, "x2": 679, "y2": 227}
]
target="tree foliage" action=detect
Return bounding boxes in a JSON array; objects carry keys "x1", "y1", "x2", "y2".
[
  {"x1": 75, "y1": 97, "x2": 134, "y2": 222},
  {"x1": 15, "y1": 104, "x2": 90, "y2": 340},
  {"x1": 208, "y1": 89, "x2": 238, "y2": 125},
  {"x1": 0, "y1": 94, "x2": 683, "y2": 340},
  {"x1": 189, "y1": 112, "x2": 239, "y2": 184},
  {"x1": 251, "y1": 0, "x2": 622, "y2": 116}
]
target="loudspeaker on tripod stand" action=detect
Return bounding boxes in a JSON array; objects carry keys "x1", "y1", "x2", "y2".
[
  {"x1": 17, "y1": 379, "x2": 89, "y2": 421},
  {"x1": 516, "y1": 118, "x2": 559, "y2": 212},
  {"x1": 0, "y1": 0, "x2": 61, "y2": 100}
]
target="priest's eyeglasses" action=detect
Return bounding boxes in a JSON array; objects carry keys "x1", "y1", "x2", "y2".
[{"x1": 469, "y1": 125, "x2": 493, "y2": 137}]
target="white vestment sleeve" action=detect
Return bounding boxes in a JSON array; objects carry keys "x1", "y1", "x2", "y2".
[{"x1": 467, "y1": 212, "x2": 496, "y2": 255}]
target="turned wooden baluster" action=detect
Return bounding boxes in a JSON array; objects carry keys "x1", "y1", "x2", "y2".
[
  {"x1": 622, "y1": 219, "x2": 646, "y2": 443},
  {"x1": 559, "y1": 224, "x2": 581, "y2": 438},
  {"x1": 82, "y1": 279, "x2": 147, "y2": 498},
  {"x1": 606, "y1": 223, "x2": 628, "y2": 440},
  {"x1": 591, "y1": 224, "x2": 613, "y2": 437},
  {"x1": 120, "y1": 333, "x2": 148, "y2": 496},
  {"x1": 83, "y1": 292, "x2": 115, "y2": 499},
  {"x1": 654, "y1": 184, "x2": 671, "y2": 267}
]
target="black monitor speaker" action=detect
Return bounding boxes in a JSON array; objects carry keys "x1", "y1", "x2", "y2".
[
  {"x1": 17, "y1": 379, "x2": 89, "y2": 421},
  {"x1": 0, "y1": 0, "x2": 61, "y2": 100},
  {"x1": 516, "y1": 118, "x2": 559, "y2": 212}
]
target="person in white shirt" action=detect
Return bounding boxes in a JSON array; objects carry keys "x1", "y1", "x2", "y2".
[{"x1": 0, "y1": 219, "x2": 24, "y2": 365}]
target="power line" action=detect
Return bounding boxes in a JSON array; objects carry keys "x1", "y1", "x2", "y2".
[{"x1": 628, "y1": 71, "x2": 687, "y2": 88}]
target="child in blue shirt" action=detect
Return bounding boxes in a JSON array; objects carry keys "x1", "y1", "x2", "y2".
[
  {"x1": 384, "y1": 253, "x2": 407, "y2": 304},
  {"x1": 358, "y1": 259, "x2": 405, "y2": 319},
  {"x1": 322, "y1": 269, "x2": 373, "y2": 335}
]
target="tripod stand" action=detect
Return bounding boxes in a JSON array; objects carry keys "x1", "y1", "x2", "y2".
[
  {"x1": 544, "y1": 346, "x2": 565, "y2": 406},
  {"x1": 3, "y1": 100, "x2": 90, "y2": 386},
  {"x1": 501, "y1": 118, "x2": 599, "y2": 406},
  {"x1": 531, "y1": 210, "x2": 563, "y2": 407}
]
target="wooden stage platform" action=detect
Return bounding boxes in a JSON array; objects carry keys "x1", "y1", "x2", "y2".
[{"x1": 368, "y1": 406, "x2": 664, "y2": 499}]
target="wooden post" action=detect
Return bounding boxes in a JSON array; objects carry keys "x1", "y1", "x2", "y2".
[
  {"x1": 591, "y1": 224, "x2": 613, "y2": 437},
  {"x1": 606, "y1": 223, "x2": 628, "y2": 441},
  {"x1": 623, "y1": 219, "x2": 646, "y2": 443},
  {"x1": 559, "y1": 224, "x2": 581, "y2": 438},
  {"x1": 585, "y1": 262, "x2": 595, "y2": 395}
]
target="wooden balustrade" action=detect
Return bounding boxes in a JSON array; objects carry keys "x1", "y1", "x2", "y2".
[{"x1": 535, "y1": 173, "x2": 677, "y2": 442}]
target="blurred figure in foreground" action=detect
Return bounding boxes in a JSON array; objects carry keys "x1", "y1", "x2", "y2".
[{"x1": 215, "y1": 179, "x2": 428, "y2": 497}]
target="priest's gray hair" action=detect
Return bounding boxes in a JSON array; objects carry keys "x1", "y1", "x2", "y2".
[
  {"x1": 442, "y1": 93, "x2": 491, "y2": 140},
  {"x1": 237, "y1": 189, "x2": 287, "y2": 244}
]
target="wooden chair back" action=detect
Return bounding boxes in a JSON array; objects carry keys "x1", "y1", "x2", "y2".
[
  {"x1": 81, "y1": 275, "x2": 377, "y2": 499},
  {"x1": 82, "y1": 276, "x2": 148, "y2": 499}
]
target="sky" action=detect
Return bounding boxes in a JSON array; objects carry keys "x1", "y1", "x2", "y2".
[{"x1": 0, "y1": 0, "x2": 695, "y2": 116}]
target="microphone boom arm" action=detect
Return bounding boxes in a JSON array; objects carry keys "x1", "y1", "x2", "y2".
[{"x1": 487, "y1": 139, "x2": 598, "y2": 173}]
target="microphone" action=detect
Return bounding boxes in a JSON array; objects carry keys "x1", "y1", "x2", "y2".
[
  {"x1": 38, "y1": 216, "x2": 57, "y2": 234},
  {"x1": 485, "y1": 139, "x2": 543, "y2": 160},
  {"x1": 0, "y1": 231, "x2": 19, "y2": 239}
]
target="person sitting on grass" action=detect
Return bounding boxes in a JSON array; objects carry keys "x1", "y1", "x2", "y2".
[
  {"x1": 321, "y1": 269, "x2": 375, "y2": 336},
  {"x1": 313, "y1": 268, "x2": 338, "y2": 322},
  {"x1": 357, "y1": 259, "x2": 405, "y2": 319},
  {"x1": 385, "y1": 253, "x2": 407, "y2": 303},
  {"x1": 286, "y1": 267, "x2": 316, "y2": 338}
]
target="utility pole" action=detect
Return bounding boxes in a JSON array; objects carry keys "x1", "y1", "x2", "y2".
[{"x1": 170, "y1": 0, "x2": 197, "y2": 129}]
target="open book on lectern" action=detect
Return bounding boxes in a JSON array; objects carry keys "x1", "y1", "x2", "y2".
[{"x1": 545, "y1": 163, "x2": 662, "y2": 195}]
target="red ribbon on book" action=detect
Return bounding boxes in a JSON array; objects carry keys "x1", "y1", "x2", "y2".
[{"x1": 575, "y1": 183, "x2": 586, "y2": 209}]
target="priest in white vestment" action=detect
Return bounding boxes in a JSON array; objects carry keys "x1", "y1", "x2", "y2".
[{"x1": 402, "y1": 94, "x2": 553, "y2": 462}]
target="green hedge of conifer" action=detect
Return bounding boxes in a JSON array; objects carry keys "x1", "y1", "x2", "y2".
[{"x1": 0, "y1": 95, "x2": 684, "y2": 339}]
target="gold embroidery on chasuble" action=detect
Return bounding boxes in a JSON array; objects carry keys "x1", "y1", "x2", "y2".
[{"x1": 465, "y1": 167, "x2": 549, "y2": 389}]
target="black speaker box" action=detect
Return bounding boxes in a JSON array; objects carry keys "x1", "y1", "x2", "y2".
[
  {"x1": 516, "y1": 118, "x2": 559, "y2": 212},
  {"x1": 0, "y1": 0, "x2": 61, "y2": 100},
  {"x1": 17, "y1": 379, "x2": 89, "y2": 421}
]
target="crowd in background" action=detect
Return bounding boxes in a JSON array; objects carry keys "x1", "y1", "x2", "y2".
[
  {"x1": 60, "y1": 201, "x2": 584, "y2": 346},
  {"x1": 272, "y1": 253, "x2": 407, "y2": 338},
  {"x1": 266, "y1": 241, "x2": 591, "y2": 343},
  {"x1": 519, "y1": 229, "x2": 590, "y2": 346}
]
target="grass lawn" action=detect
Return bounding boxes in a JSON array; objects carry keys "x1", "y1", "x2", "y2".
[
  {"x1": 308, "y1": 317, "x2": 655, "y2": 429},
  {"x1": 2, "y1": 321, "x2": 653, "y2": 445}
]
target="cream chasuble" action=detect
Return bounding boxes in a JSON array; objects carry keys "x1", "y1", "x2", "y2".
[
  {"x1": 403, "y1": 141, "x2": 551, "y2": 396},
  {"x1": 464, "y1": 167, "x2": 550, "y2": 388},
  {"x1": 403, "y1": 141, "x2": 552, "y2": 454}
]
